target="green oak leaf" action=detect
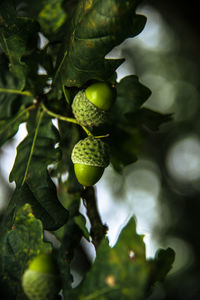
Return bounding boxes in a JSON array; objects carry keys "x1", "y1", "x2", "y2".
[
  {"x1": 54, "y1": 0, "x2": 146, "y2": 87},
  {"x1": 0, "y1": 1, "x2": 39, "y2": 89},
  {"x1": 114, "y1": 75, "x2": 152, "y2": 122},
  {"x1": 9, "y1": 109, "x2": 68, "y2": 230},
  {"x1": 0, "y1": 104, "x2": 32, "y2": 147},
  {"x1": 0, "y1": 203, "x2": 52, "y2": 299},
  {"x1": 108, "y1": 125, "x2": 142, "y2": 172},
  {"x1": 0, "y1": 55, "x2": 34, "y2": 146}
]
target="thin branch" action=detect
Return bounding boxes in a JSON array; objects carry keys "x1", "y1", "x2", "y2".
[
  {"x1": 81, "y1": 186, "x2": 108, "y2": 249},
  {"x1": 53, "y1": 50, "x2": 68, "y2": 83},
  {"x1": 41, "y1": 102, "x2": 93, "y2": 136},
  {"x1": 41, "y1": 102, "x2": 79, "y2": 124},
  {"x1": 0, "y1": 88, "x2": 32, "y2": 97}
]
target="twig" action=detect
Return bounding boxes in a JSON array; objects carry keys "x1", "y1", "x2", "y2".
[{"x1": 81, "y1": 186, "x2": 108, "y2": 249}]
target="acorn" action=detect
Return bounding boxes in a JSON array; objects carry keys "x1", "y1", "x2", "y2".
[
  {"x1": 72, "y1": 82, "x2": 115, "y2": 127},
  {"x1": 71, "y1": 136, "x2": 110, "y2": 186},
  {"x1": 22, "y1": 253, "x2": 61, "y2": 300}
]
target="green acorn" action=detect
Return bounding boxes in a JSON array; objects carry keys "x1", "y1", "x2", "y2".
[
  {"x1": 22, "y1": 253, "x2": 61, "y2": 300},
  {"x1": 72, "y1": 82, "x2": 115, "y2": 127},
  {"x1": 71, "y1": 136, "x2": 110, "y2": 186}
]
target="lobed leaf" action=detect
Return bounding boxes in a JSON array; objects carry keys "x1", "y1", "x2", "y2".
[
  {"x1": 114, "y1": 75, "x2": 152, "y2": 122},
  {"x1": 0, "y1": 203, "x2": 52, "y2": 299},
  {"x1": 70, "y1": 218, "x2": 175, "y2": 300},
  {"x1": 9, "y1": 109, "x2": 68, "y2": 230},
  {"x1": 54, "y1": 0, "x2": 146, "y2": 87},
  {"x1": 0, "y1": 1, "x2": 40, "y2": 89},
  {"x1": 70, "y1": 218, "x2": 148, "y2": 299}
]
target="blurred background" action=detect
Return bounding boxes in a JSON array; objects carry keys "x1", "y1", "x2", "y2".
[{"x1": 1, "y1": 1, "x2": 200, "y2": 299}]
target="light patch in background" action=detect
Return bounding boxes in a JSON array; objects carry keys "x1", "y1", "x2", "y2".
[
  {"x1": 96, "y1": 160, "x2": 162, "y2": 258},
  {"x1": 38, "y1": 32, "x2": 49, "y2": 50},
  {"x1": 166, "y1": 135, "x2": 200, "y2": 183},
  {"x1": 135, "y1": 5, "x2": 175, "y2": 52},
  {"x1": 142, "y1": 74, "x2": 176, "y2": 113}
]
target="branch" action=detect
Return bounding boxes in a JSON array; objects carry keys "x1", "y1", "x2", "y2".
[{"x1": 81, "y1": 186, "x2": 108, "y2": 249}]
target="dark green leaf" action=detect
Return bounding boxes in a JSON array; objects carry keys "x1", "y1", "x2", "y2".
[
  {"x1": 126, "y1": 108, "x2": 173, "y2": 131},
  {"x1": 56, "y1": 193, "x2": 83, "y2": 298},
  {"x1": 0, "y1": 56, "x2": 34, "y2": 146},
  {"x1": 0, "y1": 55, "x2": 34, "y2": 120},
  {"x1": 0, "y1": 203, "x2": 52, "y2": 299},
  {"x1": 0, "y1": 1, "x2": 39, "y2": 89},
  {"x1": 114, "y1": 75, "x2": 151, "y2": 122},
  {"x1": 9, "y1": 109, "x2": 68, "y2": 230},
  {"x1": 108, "y1": 125, "x2": 142, "y2": 172},
  {"x1": 57, "y1": 220, "x2": 83, "y2": 298},
  {"x1": 0, "y1": 105, "x2": 30, "y2": 147},
  {"x1": 55, "y1": 0, "x2": 146, "y2": 87},
  {"x1": 150, "y1": 248, "x2": 175, "y2": 283},
  {"x1": 23, "y1": 49, "x2": 54, "y2": 95}
]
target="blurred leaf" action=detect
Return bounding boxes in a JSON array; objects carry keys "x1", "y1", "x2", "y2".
[
  {"x1": 9, "y1": 109, "x2": 68, "y2": 230},
  {"x1": 0, "y1": 203, "x2": 52, "y2": 299},
  {"x1": 0, "y1": 1, "x2": 40, "y2": 89},
  {"x1": 15, "y1": 0, "x2": 67, "y2": 37},
  {"x1": 108, "y1": 126, "x2": 142, "y2": 172},
  {"x1": 126, "y1": 108, "x2": 173, "y2": 131},
  {"x1": 114, "y1": 75, "x2": 152, "y2": 121},
  {"x1": 55, "y1": 0, "x2": 146, "y2": 87},
  {"x1": 69, "y1": 218, "x2": 149, "y2": 299},
  {"x1": 68, "y1": 218, "x2": 175, "y2": 299},
  {"x1": 38, "y1": 0, "x2": 67, "y2": 36},
  {"x1": 150, "y1": 248, "x2": 175, "y2": 283}
]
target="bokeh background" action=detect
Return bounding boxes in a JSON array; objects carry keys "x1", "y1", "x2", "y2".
[{"x1": 1, "y1": 1, "x2": 200, "y2": 299}]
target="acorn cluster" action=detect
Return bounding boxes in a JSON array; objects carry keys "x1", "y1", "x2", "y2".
[{"x1": 71, "y1": 82, "x2": 115, "y2": 186}]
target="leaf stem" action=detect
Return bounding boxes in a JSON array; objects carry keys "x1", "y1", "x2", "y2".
[
  {"x1": 0, "y1": 88, "x2": 32, "y2": 97},
  {"x1": 41, "y1": 102, "x2": 93, "y2": 136},
  {"x1": 53, "y1": 50, "x2": 68, "y2": 84},
  {"x1": 1, "y1": 32, "x2": 14, "y2": 68},
  {"x1": 21, "y1": 108, "x2": 44, "y2": 186},
  {"x1": 81, "y1": 186, "x2": 108, "y2": 249},
  {"x1": 62, "y1": 85, "x2": 70, "y2": 105}
]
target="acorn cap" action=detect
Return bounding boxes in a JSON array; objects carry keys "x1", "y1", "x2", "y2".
[
  {"x1": 22, "y1": 269, "x2": 61, "y2": 300},
  {"x1": 72, "y1": 90, "x2": 107, "y2": 127},
  {"x1": 71, "y1": 137, "x2": 110, "y2": 168}
]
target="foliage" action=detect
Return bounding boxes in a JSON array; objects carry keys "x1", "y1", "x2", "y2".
[{"x1": 0, "y1": 0, "x2": 174, "y2": 299}]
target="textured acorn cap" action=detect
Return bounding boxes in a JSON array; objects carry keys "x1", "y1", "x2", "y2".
[
  {"x1": 22, "y1": 269, "x2": 61, "y2": 300},
  {"x1": 71, "y1": 137, "x2": 110, "y2": 168},
  {"x1": 72, "y1": 90, "x2": 107, "y2": 127}
]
